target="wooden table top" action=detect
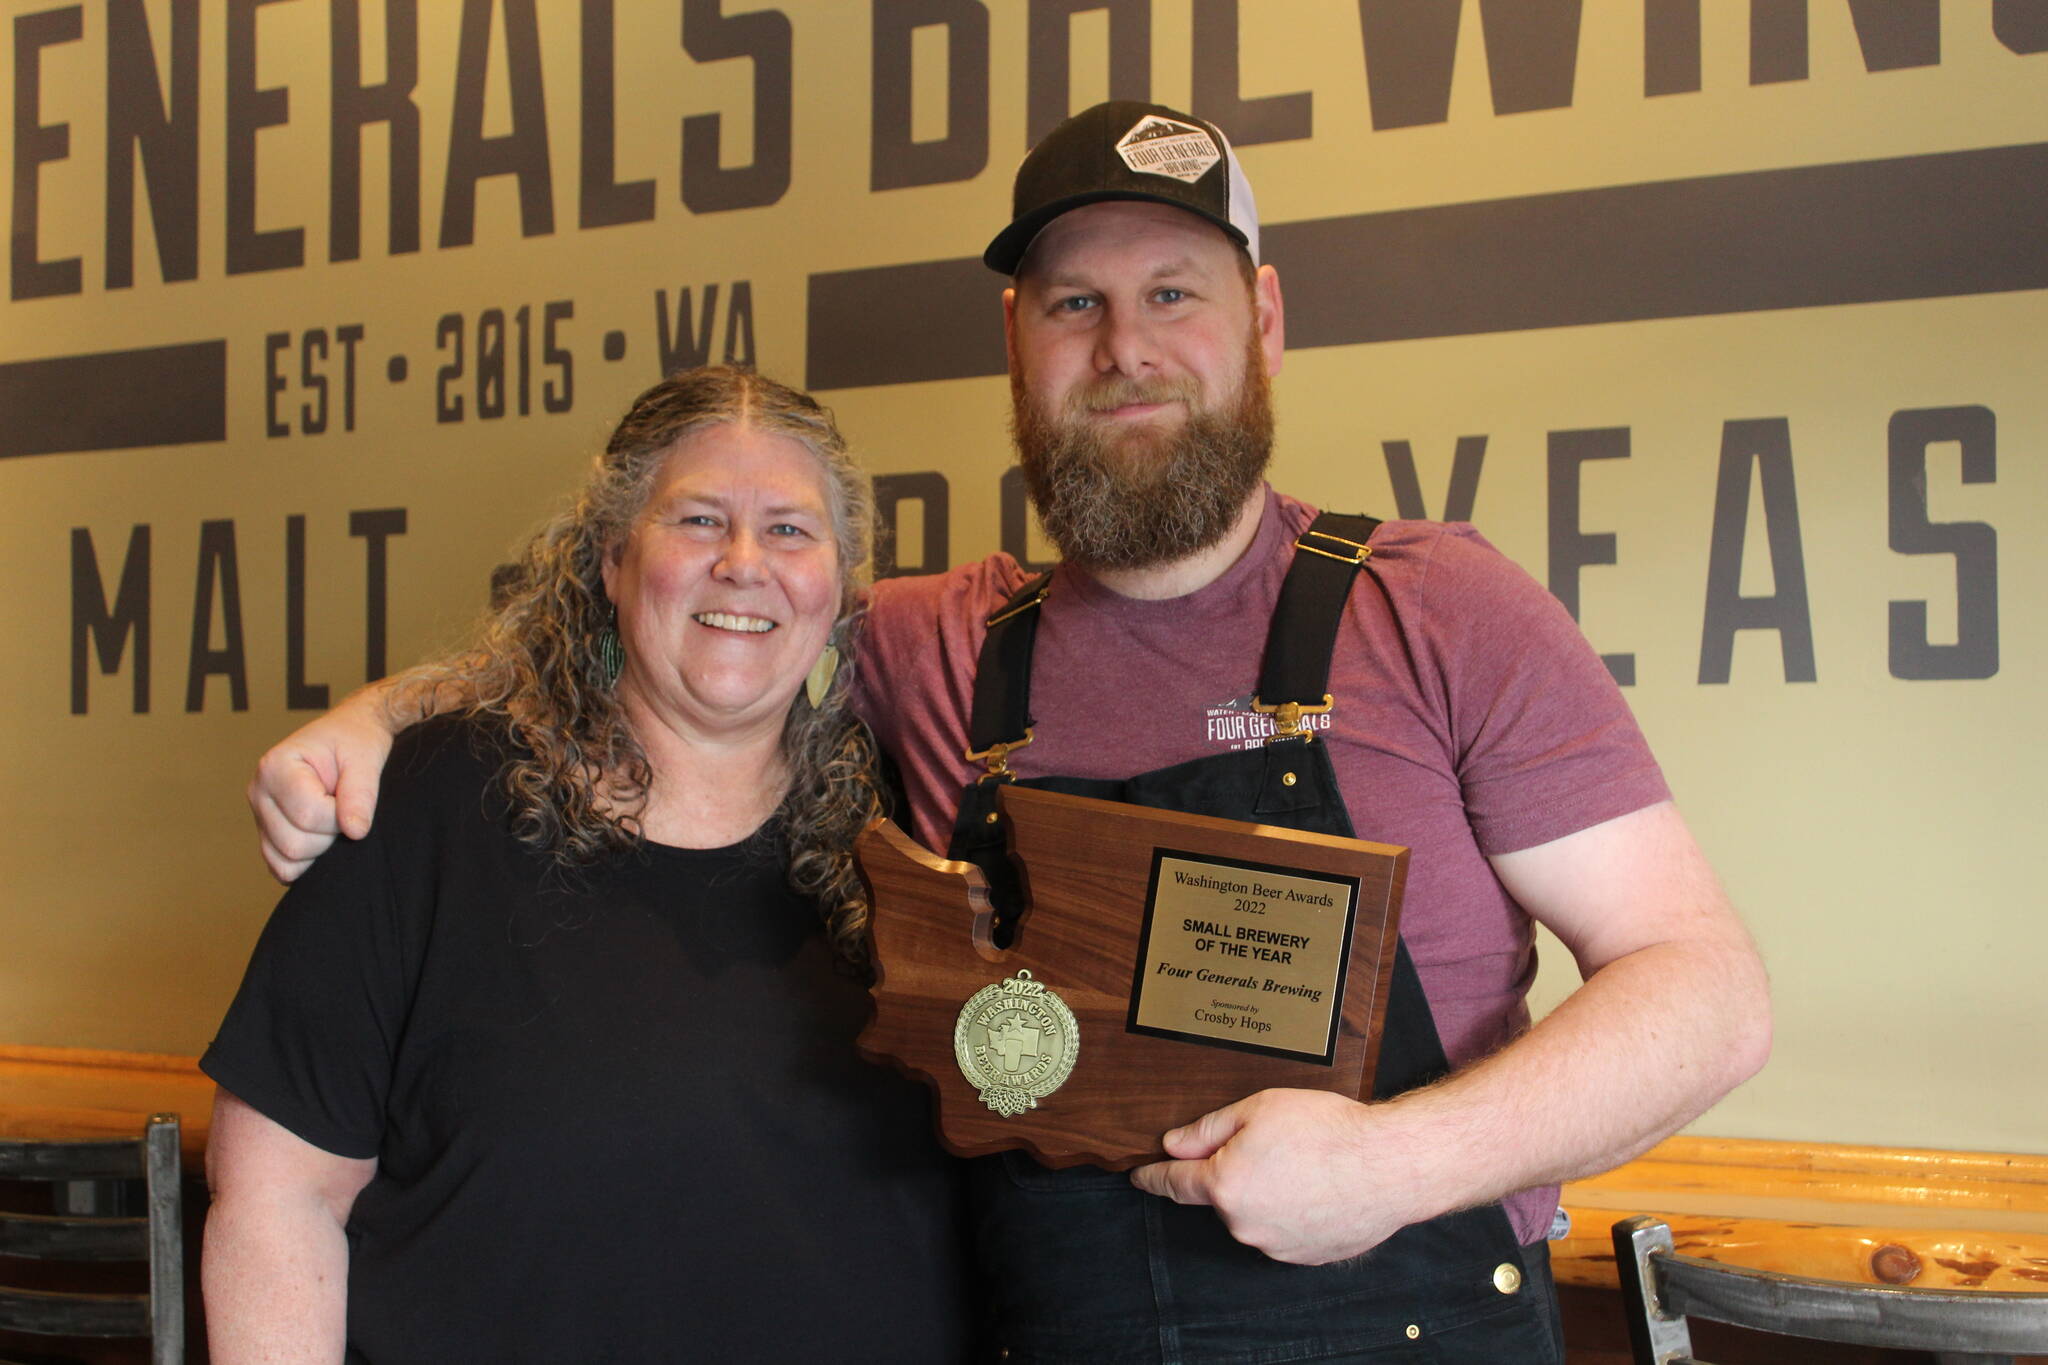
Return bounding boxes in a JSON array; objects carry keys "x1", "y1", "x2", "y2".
[{"x1": 0, "y1": 1044, "x2": 215, "y2": 1169}]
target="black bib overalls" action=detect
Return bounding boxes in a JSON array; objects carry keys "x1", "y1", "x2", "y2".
[{"x1": 940, "y1": 516, "x2": 1564, "y2": 1364}]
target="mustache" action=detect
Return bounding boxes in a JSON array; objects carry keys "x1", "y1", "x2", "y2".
[{"x1": 1065, "y1": 375, "x2": 1200, "y2": 414}]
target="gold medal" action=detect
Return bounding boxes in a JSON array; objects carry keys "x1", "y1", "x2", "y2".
[{"x1": 953, "y1": 969, "x2": 1079, "y2": 1116}]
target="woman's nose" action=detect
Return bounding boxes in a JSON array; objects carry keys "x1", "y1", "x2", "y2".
[{"x1": 714, "y1": 530, "x2": 768, "y2": 585}]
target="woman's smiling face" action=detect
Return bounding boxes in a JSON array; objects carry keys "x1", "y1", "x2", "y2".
[{"x1": 601, "y1": 421, "x2": 841, "y2": 745}]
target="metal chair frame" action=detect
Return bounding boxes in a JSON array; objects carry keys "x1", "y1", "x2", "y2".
[
  {"x1": 0, "y1": 1112, "x2": 183, "y2": 1365},
  {"x1": 1614, "y1": 1215, "x2": 2048, "y2": 1365}
]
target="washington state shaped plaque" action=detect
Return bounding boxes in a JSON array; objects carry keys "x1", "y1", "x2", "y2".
[{"x1": 855, "y1": 785, "x2": 1407, "y2": 1170}]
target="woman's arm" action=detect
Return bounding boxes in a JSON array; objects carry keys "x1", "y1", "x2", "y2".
[{"x1": 203, "y1": 1088, "x2": 377, "y2": 1364}]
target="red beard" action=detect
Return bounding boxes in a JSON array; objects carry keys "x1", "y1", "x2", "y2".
[{"x1": 1010, "y1": 335, "x2": 1274, "y2": 573}]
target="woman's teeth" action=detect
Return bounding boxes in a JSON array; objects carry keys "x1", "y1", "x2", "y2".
[{"x1": 694, "y1": 611, "x2": 775, "y2": 633}]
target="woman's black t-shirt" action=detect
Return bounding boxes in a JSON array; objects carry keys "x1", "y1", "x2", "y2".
[{"x1": 203, "y1": 718, "x2": 972, "y2": 1363}]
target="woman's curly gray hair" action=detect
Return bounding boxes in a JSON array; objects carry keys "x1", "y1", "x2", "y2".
[{"x1": 405, "y1": 366, "x2": 884, "y2": 964}]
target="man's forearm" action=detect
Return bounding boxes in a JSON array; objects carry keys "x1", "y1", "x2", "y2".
[
  {"x1": 1371, "y1": 930, "x2": 1771, "y2": 1228},
  {"x1": 1379, "y1": 798, "x2": 1775, "y2": 1226},
  {"x1": 362, "y1": 659, "x2": 483, "y2": 733},
  {"x1": 248, "y1": 661, "x2": 484, "y2": 878}
]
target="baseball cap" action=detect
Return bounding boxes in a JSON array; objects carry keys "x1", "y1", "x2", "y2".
[{"x1": 982, "y1": 100, "x2": 1260, "y2": 275}]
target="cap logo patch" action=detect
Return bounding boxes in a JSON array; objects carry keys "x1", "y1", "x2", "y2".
[{"x1": 1114, "y1": 115, "x2": 1221, "y2": 184}]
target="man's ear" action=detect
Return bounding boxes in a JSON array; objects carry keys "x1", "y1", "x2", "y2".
[
  {"x1": 1254, "y1": 265, "x2": 1286, "y2": 377},
  {"x1": 1002, "y1": 287, "x2": 1019, "y2": 373}
]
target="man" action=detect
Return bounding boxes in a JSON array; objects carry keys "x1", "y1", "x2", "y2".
[{"x1": 252, "y1": 101, "x2": 1768, "y2": 1362}]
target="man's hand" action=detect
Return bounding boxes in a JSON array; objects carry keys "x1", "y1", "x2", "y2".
[
  {"x1": 247, "y1": 688, "x2": 398, "y2": 882},
  {"x1": 1128, "y1": 1088, "x2": 1432, "y2": 1265}
]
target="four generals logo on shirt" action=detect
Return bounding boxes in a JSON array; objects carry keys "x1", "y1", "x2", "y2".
[{"x1": 1204, "y1": 693, "x2": 1335, "y2": 751}]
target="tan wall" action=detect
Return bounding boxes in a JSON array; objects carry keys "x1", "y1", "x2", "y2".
[{"x1": 3, "y1": 2, "x2": 2041, "y2": 1153}]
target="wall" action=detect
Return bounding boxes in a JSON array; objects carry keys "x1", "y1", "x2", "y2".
[{"x1": 2, "y1": 0, "x2": 2041, "y2": 1153}]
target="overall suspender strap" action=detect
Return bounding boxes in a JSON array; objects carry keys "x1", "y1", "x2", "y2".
[
  {"x1": 1253, "y1": 512, "x2": 1382, "y2": 742},
  {"x1": 964, "y1": 572, "x2": 1053, "y2": 782}
]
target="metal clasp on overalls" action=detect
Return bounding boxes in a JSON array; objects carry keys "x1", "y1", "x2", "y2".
[
  {"x1": 1293, "y1": 530, "x2": 1372, "y2": 565},
  {"x1": 983, "y1": 583, "x2": 1050, "y2": 626},
  {"x1": 1249, "y1": 694, "x2": 1334, "y2": 743},
  {"x1": 965, "y1": 730, "x2": 1034, "y2": 783}
]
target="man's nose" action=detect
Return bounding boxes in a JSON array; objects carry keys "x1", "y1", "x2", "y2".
[{"x1": 1093, "y1": 303, "x2": 1157, "y2": 377}]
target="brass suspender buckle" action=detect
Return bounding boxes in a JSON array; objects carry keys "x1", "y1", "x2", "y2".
[
  {"x1": 965, "y1": 729, "x2": 1034, "y2": 783},
  {"x1": 1293, "y1": 531, "x2": 1372, "y2": 565},
  {"x1": 983, "y1": 582, "x2": 1050, "y2": 628},
  {"x1": 970, "y1": 579, "x2": 1049, "y2": 783},
  {"x1": 1250, "y1": 694, "x2": 1334, "y2": 743}
]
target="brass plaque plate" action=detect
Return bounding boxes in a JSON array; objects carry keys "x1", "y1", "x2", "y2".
[{"x1": 1127, "y1": 850, "x2": 1359, "y2": 1064}]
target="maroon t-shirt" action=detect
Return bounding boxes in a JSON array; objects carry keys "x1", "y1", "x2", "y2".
[{"x1": 852, "y1": 487, "x2": 1669, "y2": 1240}]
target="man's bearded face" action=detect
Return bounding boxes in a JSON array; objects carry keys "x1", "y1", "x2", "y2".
[{"x1": 1010, "y1": 327, "x2": 1273, "y2": 573}]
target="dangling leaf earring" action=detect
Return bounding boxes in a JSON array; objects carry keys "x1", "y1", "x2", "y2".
[
  {"x1": 804, "y1": 640, "x2": 840, "y2": 709},
  {"x1": 598, "y1": 604, "x2": 625, "y2": 687}
]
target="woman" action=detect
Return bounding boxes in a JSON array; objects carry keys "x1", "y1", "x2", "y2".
[{"x1": 201, "y1": 368, "x2": 973, "y2": 1362}]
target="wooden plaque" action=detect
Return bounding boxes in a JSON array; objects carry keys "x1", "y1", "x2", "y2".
[{"x1": 855, "y1": 785, "x2": 1407, "y2": 1170}]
